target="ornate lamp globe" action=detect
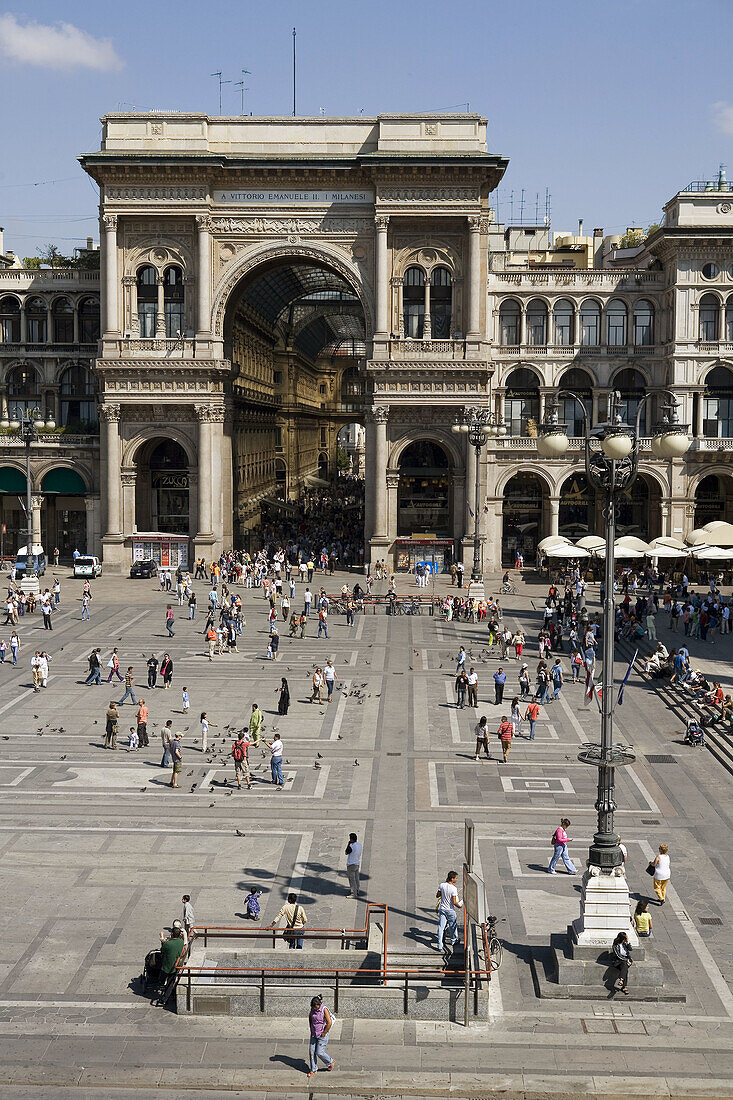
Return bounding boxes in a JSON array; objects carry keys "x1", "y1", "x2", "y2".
[
  {"x1": 601, "y1": 431, "x2": 633, "y2": 460},
  {"x1": 537, "y1": 430, "x2": 569, "y2": 458},
  {"x1": 652, "y1": 429, "x2": 690, "y2": 459}
]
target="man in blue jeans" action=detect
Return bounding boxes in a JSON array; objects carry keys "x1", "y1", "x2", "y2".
[
  {"x1": 265, "y1": 732, "x2": 285, "y2": 787},
  {"x1": 550, "y1": 659, "x2": 564, "y2": 700},
  {"x1": 436, "y1": 870, "x2": 463, "y2": 952}
]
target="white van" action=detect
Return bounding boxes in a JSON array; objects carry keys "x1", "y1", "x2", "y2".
[{"x1": 73, "y1": 555, "x2": 102, "y2": 578}]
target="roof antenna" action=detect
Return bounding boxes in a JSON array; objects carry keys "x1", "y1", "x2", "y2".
[
  {"x1": 211, "y1": 71, "x2": 231, "y2": 114},
  {"x1": 235, "y1": 69, "x2": 251, "y2": 115},
  {"x1": 292, "y1": 28, "x2": 297, "y2": 116}
]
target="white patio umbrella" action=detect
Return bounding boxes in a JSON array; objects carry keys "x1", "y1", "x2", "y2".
[
  {"x1": 543, "y1": 544, "x2": 590, "y2": 559},
  {"x1": 614, "y1": 535, "x2": 652, "y2": 554},
  {"x1": 597, "y1": 541, "x2": 646, "y2": 559},
  {"x1": 690, "y1": 545, "x2": 733, "y2": 560},
  {"x1": 649, "y1": 536, "x2": 687, "y2": 552},
  {"x1": 646, "y1": 544, "x2": 687, "y2": 559},
  {"x1": 687, "y1": 529, "x2": 712, "y2": 546},
  {"x1": 576, "y1": 535, "x2": 606, "y2": 552},
  {"x1": 537, "y1": 535, "x2": 572, "y2": 552},
  {"x1": 701, "y1": 521, "x2": 733, "y2": 547}
]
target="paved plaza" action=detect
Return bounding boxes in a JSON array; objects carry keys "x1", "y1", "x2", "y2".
[{"x1": 0, "y1": 568, "x2": 732, "y2": 1097}]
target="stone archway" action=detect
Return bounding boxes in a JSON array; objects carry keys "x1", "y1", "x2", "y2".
[
  {"x1": 397, "y1": 440, "x2": 452, "y2": 537},
  {"x1": 502, "y1": 471, "x2": 551, "y2": 565},
  {"x1": 133, "y1": 437, "x2": 192, "y2": 536}
]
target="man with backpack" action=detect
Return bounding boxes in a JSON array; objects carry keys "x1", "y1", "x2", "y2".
[{"x1": 231, "y1": 730, "x2": 252, "y2": 790}]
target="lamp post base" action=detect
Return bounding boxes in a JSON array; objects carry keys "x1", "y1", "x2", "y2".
[
  {"x1": 20, "y1": 571, "x2": 40, "y2": 597},
  {"x1": 467, "y1": 579, "x2": 485, "y2": 601},
  {"x1": 571, "y1": 865, "x2": 638, "y2": 949}
]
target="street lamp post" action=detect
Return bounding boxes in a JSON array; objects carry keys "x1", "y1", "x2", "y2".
[
  {"x1": 0, "y1": 405, "x2": 56, "y2": 593},
  {"x1": 452, "y1": 407, "x2": 506, "y2": 599},
  {"x1": 536, "y1": 388, "x2": 690, "y2": 946}
]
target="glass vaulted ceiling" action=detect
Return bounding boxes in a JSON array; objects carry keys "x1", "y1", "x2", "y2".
[{"x1": 240, "y1": 262, "x2": 366, "y2": 360}]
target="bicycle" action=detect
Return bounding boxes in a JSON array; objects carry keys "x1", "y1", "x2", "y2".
[
  {"x1": 499, "y1": 581, "x2": 517, "y2": 596},
  {"x1": 485, "y1": 914, "x2": 504, "y2": 971}
]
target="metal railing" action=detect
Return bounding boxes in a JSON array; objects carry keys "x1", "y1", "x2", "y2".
[{"x1": 174, "y1": 905, "x2": 493, "y2": 1017}]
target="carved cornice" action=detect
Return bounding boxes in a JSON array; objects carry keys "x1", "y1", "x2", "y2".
[
  {"x1": 379, "y1": 187, "x2": 479, "y2": 202},
  {"x1": 213, "y1": 216, "x2": 373, "y2": 236},
  {"x1": 106, "y1": 186, "x2": 208, "y2": 202}
]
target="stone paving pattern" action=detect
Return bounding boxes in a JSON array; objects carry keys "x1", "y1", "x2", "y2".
[{"x1": 0, "y1": 566, "x2": 732, "y2": 1095}]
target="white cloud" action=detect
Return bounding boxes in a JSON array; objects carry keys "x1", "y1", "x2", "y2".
[
  {"x1": 0, "y1": 13, "x2": 123, "y2": 71},
  {"x1": 712, "y1": 101, "x2": 733, "y2": 137}
]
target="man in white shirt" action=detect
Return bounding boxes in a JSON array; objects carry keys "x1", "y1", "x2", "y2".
[
  {"x1": 323, "y1": 659, "x2": 340, "y2": 703},
  {"x1": 345, "y1": 832, "x2": 362, "y2": 897},
  {"x1": 304, "y1": 588, "x2": 312, "y2": 617},
  {"x1": 436, "y1": 870, "x2": 463, "y2": 952}
]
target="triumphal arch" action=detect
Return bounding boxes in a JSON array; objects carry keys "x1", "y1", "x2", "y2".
[{"x1": 80, "y1": 113, "x2": 507, "y2": 569}]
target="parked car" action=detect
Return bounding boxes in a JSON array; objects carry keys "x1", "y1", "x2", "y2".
[
  {"x1": 130, "y1": 558, "x2": 156, "y2": 578},
  {"x1": 73, "y1": 555, "x2": 102, "y2": 578},
  {"x1": 14, "y1": 544, "x2": 47, "y2": 577}
]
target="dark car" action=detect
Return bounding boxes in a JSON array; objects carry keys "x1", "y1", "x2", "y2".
[{"x1": 130, "y1": 558, "x2": 156, "y2": 578}]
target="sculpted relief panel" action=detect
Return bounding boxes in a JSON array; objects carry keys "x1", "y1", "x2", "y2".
[{"x1": 212, "y1": 216, "x2": 374, "y2": 237}]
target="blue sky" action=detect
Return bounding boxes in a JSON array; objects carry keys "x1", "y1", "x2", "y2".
[{"x1": 2, "y1": 0, "x2": 733, "y2": 256}]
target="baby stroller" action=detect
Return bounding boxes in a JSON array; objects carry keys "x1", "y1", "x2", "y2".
[
  {"x1": 683, "y1": 719, "x2": 705, "y2": 748},
  {"x1": 142, "y1": 949, "x2": 163, "y2": 995}
]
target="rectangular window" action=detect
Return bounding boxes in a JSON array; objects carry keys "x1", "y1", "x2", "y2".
[
  {"x1": 501, "y1": 317, "x2": 519, "y2": 345},
  {"x1": 273, "y1": 370, "x2": 283, "y2": 384},
  {"x1": 704, "y1": 398, "x2": 733, "y2": 437},
  {"x1": 320, "y1": 429, "x2": 327, "y2": 446},
  {"x1": 27, "y1": 317, "x2": 46, "y2": 342},
  {"x1": 319, "y1": 383, "x2": 327, "y2": 394},
  {"x1": 555, "y1": 316, "x2": 572, "y2": 346},
  {"x1": 505, "y1": 395, "x2": 539, "y2": 437},
  {"x1": 275, "y1": 427, "x2": 283, "y2": 448},
  {"x1": 165, "y1": 302, "x2": 184, "y2": 338},
  {"x1": 700, "y1": 310, "x2": 718, "y2": 341},
  {"x1": 138, "y1": 302, "x2": 156, "y2": 338},
  {"x1": 581, "y1": 316, "x2": 599, "y2": 346}
]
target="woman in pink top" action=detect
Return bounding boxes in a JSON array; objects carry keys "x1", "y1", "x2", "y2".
[
  {"x1": 307, "y1": 994, "x2": 334, "y2": 1077},
  {"x1": 548, "y1": 817, "x2": 577, "y2": 874}
]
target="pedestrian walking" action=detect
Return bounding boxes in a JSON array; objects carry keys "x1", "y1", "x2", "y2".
[
  {"x1": 474, "y1": 715, "x2": 490, "y2": 760},
  {"x1": 524, "y1": 699, "x2": 540, "y2": 740},
  {"x1": 311, "y1": 668, "x2": 324, "y2": 704},
  {"x1": 493, "y1": 667, "x2": 507, "y2": 705},
  {"x1": 518, "y1": 663, "x2": 530, "y2": 699},
  {"x1": 84, "y1": 648, "x2": 102, "y2": 685},
  {"x1": 497, "y1": 714, "x2": 513, "y2": 762},
  {"x1": 651, "y1": 843, "x2": 671, "y2": 905},
  {"x1": 270, "y1": 627, "x2": 280, "y2": 660},
  {"x1": 117, "y1": 667, "x2": 137, "y2": 706},
  {"x1": 81, "y1": 592, "x2": 92, "y2": 620},
  {"x1": 455, "y1": 668, "x2": 468, "y2": 709},
  {"x1": 169, "y1": 732, "x2": 183, "y2": 788},
  {"x1": 277, "y1": 678, "x2": 290, "y2": 715},
  {"x1": 436, "y1": 870, "x2": 463, "y2": 953},
  {"x1": 456, "y1": 646, "x2": 466, "y2": 673},
  {"x1": 307, "y1": 994, "x2": 334, "y2": 1077},
  {"x1": 231, "y1": 729, "x2": 252, "y2": 789},
  {"x1": 165, "y1": 605, "x2": 175, "y2": 636},
  {"x1": 161, "y1": 720, "x2": 173, "y2": 767},
  {"x1": 147, "y1": 653, "x2": 158, "y2": 688},
  {"x1": 510, "y1": 696, "x2": 523, "y2": 738},
  {"x1": 324, "y1": 658, "x2": 340, "y2": 702},
  {"x1": 200, "y1": 711, "x2": 216, "y2": 752},
  {"x1": 512, "y1": 629, "x2": 525, "y2": 659},
  {"x1": 106, "y1": 648, "x2": 124, "y2": 682},
  {"x1": 160, "y1": 653, "x2": 173, "y2": 689},
  {"x1": 548, "y1": 818, "x2": 577, "y2": 874},
  {"x1": 317, "y1": 606, "x2": 328, "y2": 638},
  {"x1": 265, "y1": 732, "x2": 285, "y2": 787},
  {"x1": 181, "y1": 686, "x2": 190, "y2": 714},
  {"x1": 275, "y1": 892, "x2": 307, "y2": 946},
  {"x1": 550, "y1": 659, "x2": 564, "y2": 700},
  {"x1": 206, "y1": 626, "x2": 217, "y2": 660},
  {"x1": 612, "y1": 931, "x2": 633, "y2": 995},
  {"x1": 249, "y1": 702, "x2": 263, "y2": 745},
  {"x1": 104, "y1": 701, "x2": 119, "y2": 750},
  {"x1": 345, "y1": 832, "x2": 362, "y2": 897}
]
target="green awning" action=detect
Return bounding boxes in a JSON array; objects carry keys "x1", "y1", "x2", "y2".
[
  {"x1": 41, "y1": 468, "x2": 86, "y2": 494},
  {"x1": 0, "y1": 468, "x2": 27, "y2": 493}
]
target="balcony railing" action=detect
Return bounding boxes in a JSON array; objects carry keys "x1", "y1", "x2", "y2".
[
  {"x1": 0, "y1": 343, "x2": 98, "y2": 355},
  {"x1": 0, "y1": 270, "x2": 100, "y2": 284},
  {"x1": 0, "y1": 432, "x2": 99, "y2": 447},
  {"x1": 495, "y1": 343, "x2": 658, "y2": 357},
  {"x1": 492, "y1": 268, "x2": 664, "y2": 286},
  {"x1": 387, "y1": 338, "x2": 469, "y2": 360},
  {"x1": 495, "y1": 436, "x2": 654, "y2": 452}
]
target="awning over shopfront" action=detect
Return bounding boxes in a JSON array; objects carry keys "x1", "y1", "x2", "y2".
[
  {"x1": 41, "y1": 469, "x2": 86, "y2": 494},
  {"x1": 0, "y1": 467, "x2": 26, "y2": 493}
]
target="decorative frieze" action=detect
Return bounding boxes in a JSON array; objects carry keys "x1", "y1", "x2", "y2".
[
  {"x1": 213, "y1": 216, "x2": 373, "y2": 236},
  {"x1": 379, "y1": 187, "x2": 479, "y2": 202},
  {"x1": 106, "y1": 186, "x2": 208, "y2": 201},
  {"x1": 98, "y1": 404, "x2": 121, "y2": 422}
]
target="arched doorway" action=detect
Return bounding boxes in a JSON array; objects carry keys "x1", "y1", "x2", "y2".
[
  {"x1": 0, "y1": 466, "x2": 26, "y2": 558},
  {"x1": 337, "y1": 423, "x2": 365, "y2": 476},
  {"x1": 558, "y1": 472, "x2": 596, "y2": 538},
  {"x1": 397, "y1": 440, "x2": 451, "y2": 536},
  {"x1": 134, "y1": 439, "x2": 191, "y2": 535},
  {"x1": 504, "y1": 368, "x2": 541, "y2": 437},
  {"x1": 617, "y1": 475, "x2": 661, "y2": 539},
  {"x1": 274, "y1": 458, "x2": 287, "y2": 499},
  {"x1": 502, "y1": 473, "x2": 549, "y2": 565},
  {"x1": 694, "y1": 474, "x2": 733, "y2": 526},
  {"x1": 318, "y1": 452, "x2": 329, "y2": 480},
  {"x1": 41, "y1": 468, "x2": 87, "y2": 556}
]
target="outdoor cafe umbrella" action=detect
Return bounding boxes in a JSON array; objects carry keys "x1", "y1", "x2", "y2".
[
  {"x1": 543, "y1": 544, "x2": 590, "y2": 559},
  {"x1": 575, "y1": 535, "x2": 606, "y2": 552},
  {"x1": 690, "y1": 545, "x2": 733, "y2": 560},
  {"x1": 537, "y1": 535, "x2": 572, "y2": 552},
  {"x1": 647, "y1": 537, "x2": 688, "y2": 559}
]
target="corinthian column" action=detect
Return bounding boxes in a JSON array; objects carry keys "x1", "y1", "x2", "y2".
[
  {"x1": 375, "y1": 216, "x2": 390, "y2": 337},
  {"x1": 372, "y1": 406, "x2": 388, "y2": 538},
  {"x1": 102, "y1": 215, "x2": 119, "y2": 334},
  {"x1": 99, "y1": 404, "x2": 122, "y2": 535},
  {"x1": 196, "y1": 215, "x2": 213, "y2": 337},
  {"x1": 194, "y1": 405, "x2": 214, "y2": 536}
]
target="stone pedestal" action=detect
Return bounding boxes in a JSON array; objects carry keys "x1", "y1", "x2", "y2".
[
  {"x1": 467, "y1": 580, "x2": 485, "y2": 601},
  {"x1": 20, "y1": 573, "x2": 40, "y2": 597},
  {"x1": 572, "y1": 866, "x2": 639, "y2": 949},
  {"x1": 100, "y1": 534, "x2": 127, "y2": 573}
]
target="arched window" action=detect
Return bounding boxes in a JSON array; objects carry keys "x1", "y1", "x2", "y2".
[
  {"x1": 397, "y1": 440, "x2": 451, "y2": 536},
  {"x1": 163, "y1": 265, "x2": 184, "y2": 338},
  {"x1": 699, "y1": 293, "x2": 719, "y2": 341},
  {"x1": 726, "y1": 296, "x2": 733, "y2": 343},
  {"x1": 6, "y1": 364, "x2": 41, "y2": 416},
  {"x1": 526, "y1": 299, "x2": 547, "y2": 346},
  {"x1": 60, "y1": 364, "x2": 97, "y2": 428},
  {"x1": 580, "y1": 299, "x2": 600, "y2": 346},
  {"x1": 553, "y1": 299, "x2": 574, "y2": 346},
  {"x1": 137, "y1": 265, "x2": 158, "y2": 338},
  {"x1": 607, "y1": 299, "x2": 627, "y2": 346},
  {"x1": 633, "y1": 299, "x2": 654, "y2": 346},
  {"x1": 558, "y1": 367, "x2": 593, "y2": 437},
  {"x1": 0, "y1": 296, "x2": 20, "y2": 343},
  {"x1": 79, "y1": 297, "x2": 100, "y2": 343},
  {"x1": 25, "y1": 298, "x2": 46, "y2": 343},
  {"x1": 499, "y1": 299, "x2": 520, "y2": 345},
  {"x1": 430, "y1": 266, "x2": 452, "y2": 338},
  {"x1": 52, "y1": 298, "x2": 73, "y2": 343},
  {"x1": 504, "y1": 367, "x2": 540, "y2": 436},
  {"x1": 613, "y1": 368, "x2": 647, "y2": 433},
  {"x1": 703, "y1": 365, "x2": 733, "y2": 437},
  {"x1": 402, "y1": 267, "x2": 425, "y2": 338}
]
